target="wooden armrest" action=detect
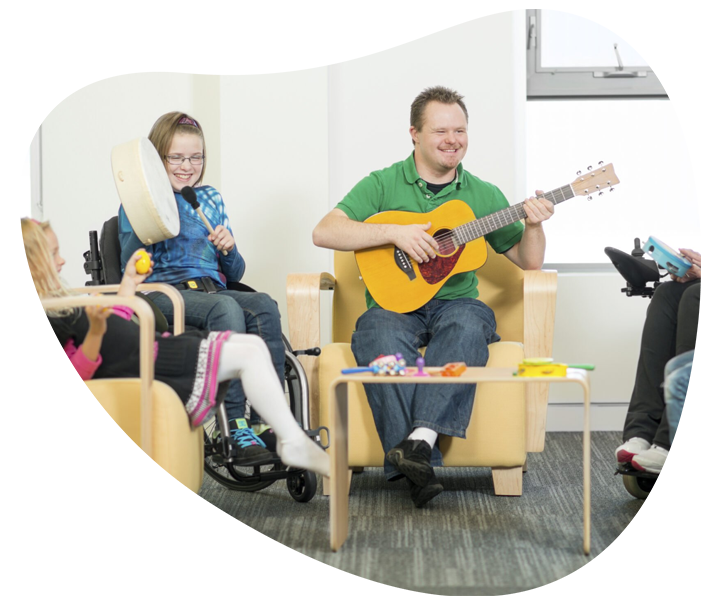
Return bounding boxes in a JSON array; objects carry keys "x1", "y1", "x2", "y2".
[
  {"x1": 72, "y1": 283, "x2": 185, "y2": 335},
  {"x1": 286, "y1": 273, "x2": 335, "y2": 351},
  {"x1": 522, "y1": 269, "x2": 558, "y2": 453},
  {"x1": 286, "y1": 272, "x2": 335, "y2": 429},
  {"x1": 522, "y1": 269, "x2": 557, "y2": 358}
]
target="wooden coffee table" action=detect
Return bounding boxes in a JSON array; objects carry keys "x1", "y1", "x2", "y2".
[{"x1": 328, "y1": 367, "x2": 592, "y2": 554}]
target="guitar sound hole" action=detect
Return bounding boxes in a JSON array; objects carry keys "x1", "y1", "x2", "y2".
[{"x1": 433, "y1": 228, "x2": 457, "y2": 257}]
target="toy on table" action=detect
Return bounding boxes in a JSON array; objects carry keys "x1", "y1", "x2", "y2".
[
  {"x1": 413, "y1": 357, "x2": 431, "y2": 377},
  {"x1": 516, "y1": 358, "x2": 595, "y2": 378},
  {"x1": 341, "y1": 354, "x2": 467, "y2": 377},
  {"x1": 341, "y1": 354, "x2": 407, "y2": 376}
]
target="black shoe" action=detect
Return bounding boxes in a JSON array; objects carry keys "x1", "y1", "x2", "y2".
[
  {"x1": 408, "y1": 473, "x2": 443, "y2": 508},
  {"x1": 386, "y1": 438, "x2": 434, "y2": 488},
  {"x1": 255, "y1": 426, "x2": 277, "y2": 453},
  {"x1": 228, "y1": 419, "x2": 275, "y2": 466}
]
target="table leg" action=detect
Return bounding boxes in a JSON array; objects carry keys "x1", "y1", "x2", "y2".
[
  {"x1": 330, "y1": 382, "x2": 349, "y2": 551},
  {"x1": 582, "y1": 380, "x2": 592, "y2": 555}
]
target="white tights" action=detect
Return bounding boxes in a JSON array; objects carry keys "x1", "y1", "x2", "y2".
[{"x1": 215, "y1": 334, "x2": 330, "y2": 477}]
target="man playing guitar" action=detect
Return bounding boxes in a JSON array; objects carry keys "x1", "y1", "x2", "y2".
[{"x1": 313, "y1": 86, "x2": 555, "y2": 507}]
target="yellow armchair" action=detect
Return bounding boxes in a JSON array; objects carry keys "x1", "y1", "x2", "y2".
[{"x1": 287, "y1": 246, "x2": 557, "y2": 495}]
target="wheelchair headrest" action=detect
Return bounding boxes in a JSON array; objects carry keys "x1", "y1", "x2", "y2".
[{"x1": 100, "y1": 216, "x2": 123, "y2": 285}]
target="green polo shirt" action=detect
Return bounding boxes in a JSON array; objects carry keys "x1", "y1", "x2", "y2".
[{"x1": 336, "y1": 153, "x2": 524, "y2": 309}]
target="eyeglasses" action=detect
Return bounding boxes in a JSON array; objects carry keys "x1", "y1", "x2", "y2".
[{"x1": 165, "y1": 154, "x2": 205, "y2": 166}]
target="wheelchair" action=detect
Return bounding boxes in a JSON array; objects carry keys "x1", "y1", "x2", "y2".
[
  {"x1": 84, "y1": 217, "x2": 327, "y2": 502},
  {"x1": 605, "y1": 238, "x2": 665, "y2": 499}
]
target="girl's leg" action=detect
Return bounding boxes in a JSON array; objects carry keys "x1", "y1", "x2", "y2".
[{"x1": 215, "y1": 334, "x2": 330, "y2": 477}]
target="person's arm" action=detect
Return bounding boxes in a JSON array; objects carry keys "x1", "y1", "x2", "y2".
[
  {"x1": 64, "y1": 339, "x2": 103, "y2": 380},
  {"x1": 117, "y1": 250, "x2": 153, "y2": 297},
  {"x1": 204, "y1": 188, "x2": 246, "y2": 281},
  {"x1": 312, "y1": 208, "x2": 440, "y2": 264},
  {"x1": 503, "y1": 191, "x2": 555, "y2": 270},
  {"x1": 81, "y1": 304, "x2": 110, "y2": 360}
]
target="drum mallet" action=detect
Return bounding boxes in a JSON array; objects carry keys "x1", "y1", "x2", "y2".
[{"x1": 180, "y1": 186, "x2": 228, "y2": 256}]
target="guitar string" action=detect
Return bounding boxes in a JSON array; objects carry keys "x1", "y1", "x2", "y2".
[{"x1": 406, "y1": 184, "x2": 575, "y2": 261}]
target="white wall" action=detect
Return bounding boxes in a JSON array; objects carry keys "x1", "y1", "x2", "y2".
[
  {"x1": 40, "y1": 73, "x2": 195, "y2": 287},
  {"x1": 34, "y1": 12, "x2": 668, "y2": 431}
]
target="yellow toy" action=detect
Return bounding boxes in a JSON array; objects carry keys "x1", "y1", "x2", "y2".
[
  {"x1": 516, "y1": 358, "x2": 594, "y2": 378},
  {"x1": 135, "y1": 249, "x2": 151, "y2": 274}
]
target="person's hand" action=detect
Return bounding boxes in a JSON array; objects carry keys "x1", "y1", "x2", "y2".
[
  {"x1": 85, "y1": 303, "x2": 111, "y2": 336},
  {"x1": 119, "y1": 250, "x2": 154, "y2": 296},
  {"x1": 209, "y1": 225, "x2": 235, "y2": 253},
  {"x1": 393, "y1": 222, "x2": 439, "y2": 263},
  {"x1": 672, "y1": 248, "x2": 701, "y2": 283},
  {"x1": 523, "y1": 190, "x2": 555, "y2": 226}
]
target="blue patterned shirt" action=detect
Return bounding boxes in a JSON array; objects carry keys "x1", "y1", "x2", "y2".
[{"x1": 118, "y1": 185, "x2": 245, "y2": 287}]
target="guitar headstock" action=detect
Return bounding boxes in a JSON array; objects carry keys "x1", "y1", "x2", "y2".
[{"x1": 570, "y1": 162, "x2": 619, "y2": 199}]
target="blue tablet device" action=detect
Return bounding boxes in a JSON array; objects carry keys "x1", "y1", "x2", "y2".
[{"x1": 642, "y1": 236, "x2": 692, "y2": 277}]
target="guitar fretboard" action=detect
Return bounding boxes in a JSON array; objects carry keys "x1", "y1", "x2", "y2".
[{"x1": 453, "y1": 184, "x2": 575, "y2": 245}]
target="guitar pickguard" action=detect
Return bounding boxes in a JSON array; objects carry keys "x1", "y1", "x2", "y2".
[{"x1": 417, "y1": 246, "x2": 465, "y2": 284}]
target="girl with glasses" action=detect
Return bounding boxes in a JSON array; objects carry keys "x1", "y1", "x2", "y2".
[{"x1": 118, "y1": 112, "x2": 286, "y2": 463}]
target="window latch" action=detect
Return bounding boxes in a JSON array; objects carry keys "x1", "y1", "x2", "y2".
[{"x1": 594, "y1": 43, "x2": 647, "y2": 78}]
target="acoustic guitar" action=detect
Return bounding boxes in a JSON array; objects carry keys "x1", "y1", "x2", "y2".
[{"x1": 355, "y1": 163, "x2": 619, "y2": 313}]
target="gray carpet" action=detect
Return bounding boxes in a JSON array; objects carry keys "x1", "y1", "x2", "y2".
[{"x1": 199, "y1": 432, "x2": 648, "y2": 596}]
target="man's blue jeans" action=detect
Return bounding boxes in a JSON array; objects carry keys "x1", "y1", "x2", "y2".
[
  {"x1": 665, "y1": 349, "x2": 694, "y2": 445},
  {"x1": 149, "y1": 289, "x2": 285, "y2": 422},
  {"x1": 351, "y1": 298, "x2": 501, "y2": 480}
]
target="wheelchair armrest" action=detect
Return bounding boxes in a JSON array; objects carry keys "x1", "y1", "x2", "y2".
[
  {"x1": 72, "y1": 283, "x2": 185, "y2": 335},
  {"x1": 286, "y1": 272, "x2": 335, "y2": 429}
]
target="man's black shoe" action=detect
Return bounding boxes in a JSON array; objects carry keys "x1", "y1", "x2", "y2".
[
  {"x1": 408, "y1": 473, "x2": 443, "y2": 508},
  {"x1": 386, "y1": 438, "x2": 434, "y2": 488}
]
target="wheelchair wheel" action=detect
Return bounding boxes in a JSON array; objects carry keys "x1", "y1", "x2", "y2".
[
  {"x1": 287, "y1": 470, "x2": 317, "y2": 502},
  {"x1": 623, "y1": 474, "x2": 655, "y2": 499}
]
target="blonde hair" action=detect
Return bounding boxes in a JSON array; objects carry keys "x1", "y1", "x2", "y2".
[
  {"x1": 148, "y1": 111, "x2": 207, "y2": 185},
  {"x1": 21, "y1": 218, "x2": 73, "y2": 314}
]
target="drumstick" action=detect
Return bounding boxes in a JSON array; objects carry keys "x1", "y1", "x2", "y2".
[{"x1": 180, "y1": 187, "x2": 228, "y2": 256}]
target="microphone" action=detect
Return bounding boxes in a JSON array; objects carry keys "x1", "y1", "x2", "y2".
[{"x1": 180, "y1": 187, "x2": 228, "y2": 256}]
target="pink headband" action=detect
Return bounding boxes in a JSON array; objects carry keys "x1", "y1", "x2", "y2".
[{"x1": 178, "y1": 116, "x2": 200, "y2": 128}]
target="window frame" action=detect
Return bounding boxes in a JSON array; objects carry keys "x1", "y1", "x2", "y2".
[
  {"x1": 526, "y1": 9, "x2": 667, "y2": 99},
  {"x1": 20, "y1": 121, "x2": 44, "y2": 221}
]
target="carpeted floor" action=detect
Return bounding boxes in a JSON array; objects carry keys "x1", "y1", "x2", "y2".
[{"x1": 199, "y1": 431, "x2": 649, "y2": 596}]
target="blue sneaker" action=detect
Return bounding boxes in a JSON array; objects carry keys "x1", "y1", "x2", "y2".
[{"x1": 228, "y1": 418, "x2": 274, "y2": 465}]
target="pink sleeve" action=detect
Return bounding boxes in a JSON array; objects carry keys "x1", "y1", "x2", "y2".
[
  {"x1": 64, "y1": 339, "x2": 102, "y2": 380},
  {"x1": 111, "y1": 305, "x2": 134, "y2": 320}
]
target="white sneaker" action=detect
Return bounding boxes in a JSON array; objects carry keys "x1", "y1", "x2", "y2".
[
  {"x1": 616, "y1": 437, "x2": 651, "y2": 464},
  {"x1": 631, "y1": 445, "x2": 668, "y2": 474}
]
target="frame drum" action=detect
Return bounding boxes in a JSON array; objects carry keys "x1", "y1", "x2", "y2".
[{"x1": 111, "y1": 137, "x2": 179, "y2": 244}]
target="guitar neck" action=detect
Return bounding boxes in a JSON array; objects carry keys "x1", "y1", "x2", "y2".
[{"x1": 453, "y1": 183, "x2": 575, "y2": 245}]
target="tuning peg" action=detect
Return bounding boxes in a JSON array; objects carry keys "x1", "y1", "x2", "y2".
[
  {"x1": 599, "y1": 191, "x2": 604, "y2": 196},
  {"x1": 587, "y1": 166, "x2": 592, "y2": 171},
  {"x1": 587, "y1": 195, "x2": 593, "y2": 200},
  {"x1": 598, "y1": 161, "x2": 604, "y2": 166},
  {"x1": 610, "y1": 187, "x2": 615, "y2": 192},
  {"x1": 577, "y1": 170, "x2": 582, "y2": 176}
]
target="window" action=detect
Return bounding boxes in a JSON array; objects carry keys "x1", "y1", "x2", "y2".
[
  {"x1": 526, "y1": 9, "x2": 666, "y2": 99},
  {"x1": 16, "y1": 123, "x2": 43, "y2": 221},
  {"x1": 526, "y1": 10, "x2": 701, "y2": 269}
]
